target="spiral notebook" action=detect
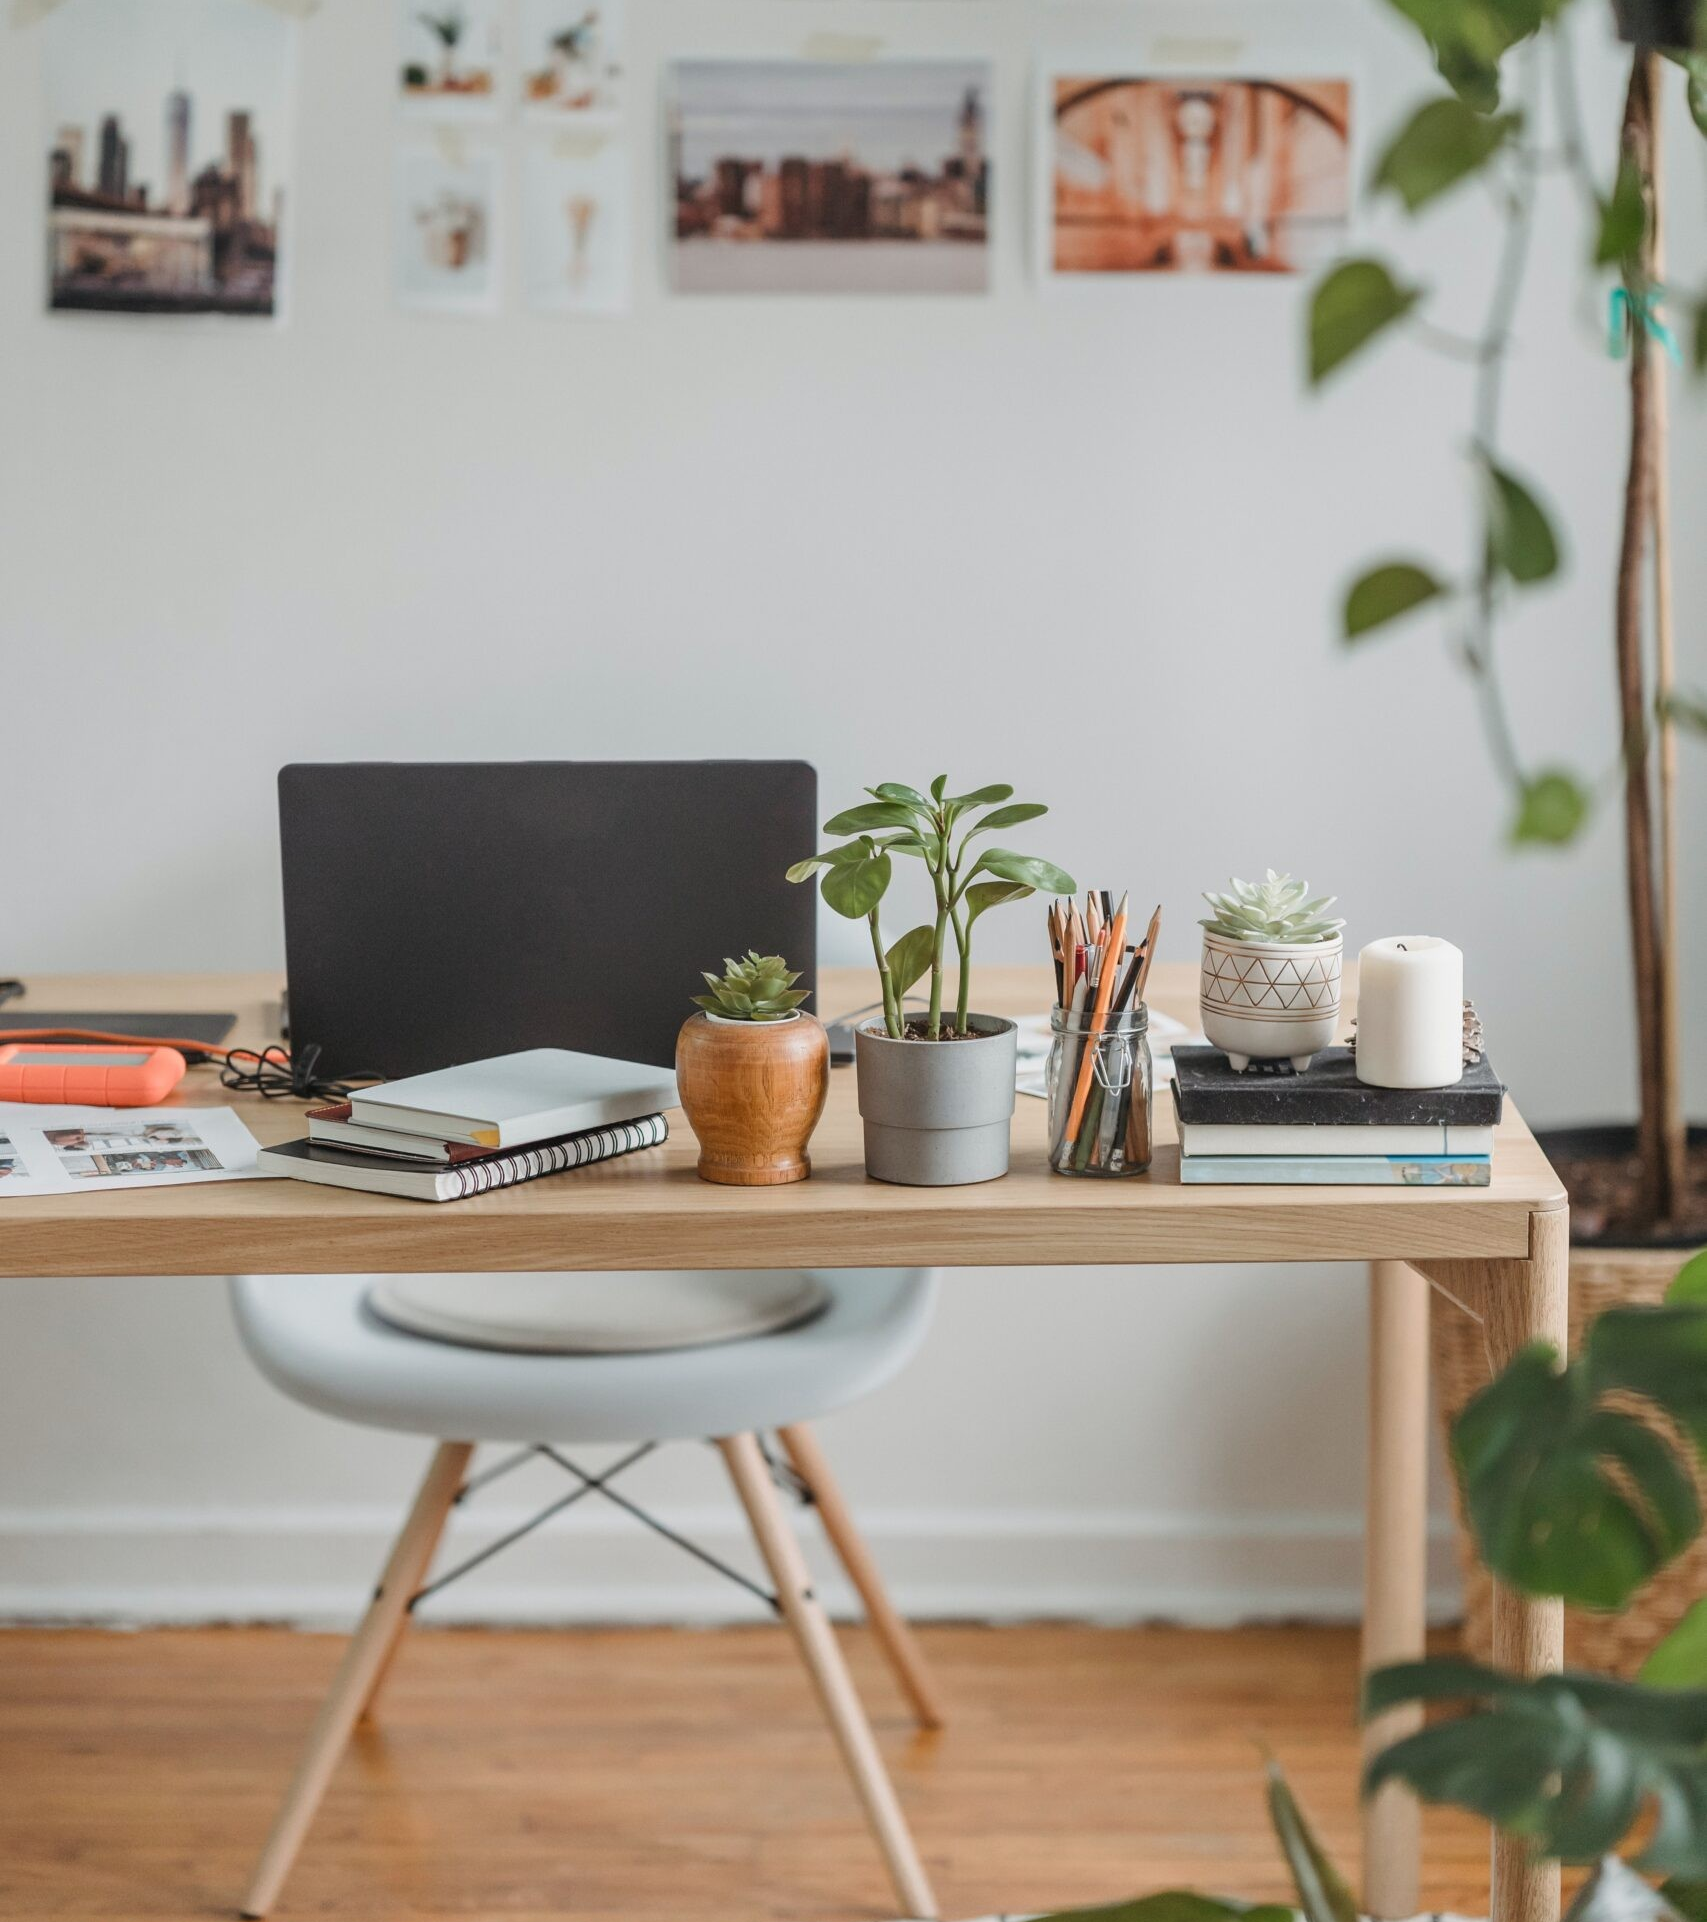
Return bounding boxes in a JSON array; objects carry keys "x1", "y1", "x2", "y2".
[{"x1": 257, "y1": 1114, "x2": 668, "y2": 1202}]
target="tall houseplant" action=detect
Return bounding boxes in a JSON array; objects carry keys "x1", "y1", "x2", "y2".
[
  {"x1": 788, "y1": 778, "x2": 1074, "y2": 1186},
  {"x1": 1308, "y1": 0, "x2": 1705, "y2": 1242}
]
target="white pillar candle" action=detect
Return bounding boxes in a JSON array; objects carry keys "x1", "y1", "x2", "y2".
[{"x1": 1356, "y1": 937, "x2": 1464, "y2": 1089}]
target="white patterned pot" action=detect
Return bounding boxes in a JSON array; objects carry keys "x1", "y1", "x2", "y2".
[{"x1": 1199, "y1": 930, "x2": 1344, "y2": 1072}]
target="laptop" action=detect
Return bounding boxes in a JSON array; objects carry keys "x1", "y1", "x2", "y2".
[{"x1": 279, "y1": 761, "x2": 817, "y2": 1079}]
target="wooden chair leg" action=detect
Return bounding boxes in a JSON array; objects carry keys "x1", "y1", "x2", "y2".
[
  {"x1": 356, "y1": 1458, "x2": 465, "y2": 1726},
  {"x1": 240, "y1": 1441, "x2": 473, "y2": 1920},
  {"x1": 719, "y1": 1432, "x2": 940, "y2": 1921},
  {"x1": 777, "y1": 1421, "x2": 945, "y2": 1731}
]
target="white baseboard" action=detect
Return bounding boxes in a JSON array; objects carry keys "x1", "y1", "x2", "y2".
[{"x1": 0, "y1": 1503, "x2": 1463, "y2": 1628}]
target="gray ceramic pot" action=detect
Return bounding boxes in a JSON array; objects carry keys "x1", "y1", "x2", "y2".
[{"x1": 854, "y1": 1014, "x2": 1018, "y2": 1186}]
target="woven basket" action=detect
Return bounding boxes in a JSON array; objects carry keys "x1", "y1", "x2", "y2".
[{"x1": 1432, "y1": 1244, "x2": 1707, "y2": 1677}]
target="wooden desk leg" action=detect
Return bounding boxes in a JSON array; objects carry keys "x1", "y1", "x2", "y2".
[
  {"x1": 1361, "y1": 1259, "x2": 1430, "y2": 1921},
  {"x1": 1419, "y1": 1209, "x2": 1569, "y2": 1922},
  {"x1": 1487, "y1": 1211, "x2": 1568, "y2": 1922}
]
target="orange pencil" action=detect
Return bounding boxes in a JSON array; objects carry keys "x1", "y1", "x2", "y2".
[{"x1": 1065, "y1": 899, "x2": 1126, "y2": 1139}]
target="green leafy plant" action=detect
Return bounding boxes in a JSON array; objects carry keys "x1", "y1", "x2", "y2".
[
  {"x1": 418, "y1": 7, "x2": 466, "y2": 49},
  {"x1": 691, "y1": 952, "x2": 808, "y2": 1023},
  {"x1": 787, "y1": 777, "x2": 1074, "y2": 1041},
  {"x1": 1032, "y1": 1251, "x2": 1707, "y2": 1922},
  {"x1": 1199, "y1": 872, "x2": 1344, "y2": 946},
  {"x1": 1309, "y1": 0, "x2": 1707, "y2": 1230}
]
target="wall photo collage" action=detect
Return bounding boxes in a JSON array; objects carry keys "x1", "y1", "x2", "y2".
[{"x1": 37, "y1": 0, "x2": 1356, "y2": 323}]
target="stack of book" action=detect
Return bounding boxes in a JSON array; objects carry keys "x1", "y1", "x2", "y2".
[
  {"x1": 1171, "y1": 1045, "x2": 1503, "y2": 1186},
  {"x1": 257, "y1": 1049, "x2": 678, "y2": 1202}
]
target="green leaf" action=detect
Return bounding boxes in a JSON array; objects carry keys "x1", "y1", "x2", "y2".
[
  {"x1": 1645, "y1": 1602, "x2": 1707, "y2": 1691},
  {"x1": 1598, "y1": 158, "x2": 1649, "y2": 268},
  {"x1": 1364, "y1": 1659, "x2": 1707, "y2": 1871},
  {"x1": 1512, "y1": 770, "x2": 1591, "y2": 846},
  {"x1": 1343, "y1": 561, "x2": 1448, "y2": 639},
  {"x1": 1484, "y1": 461, "x2": 1562, "y2": 585},
  {"x1": 1374, "y1": 97, "x2": 1520, "y2": 212},
  {"x1": 1689, "y1": 56, "x2": 1707, "y2": 138},
  {"x1": 1664, "y1": 1878, "x2": 1707, "y2": 1922},
  {"x1": 785, "y1": 845, "x2": 866, "y2": 884},
  {"x1": 943, "y1": 783, "x2": 1014, "y2": 810},
  {"x1": 868, "y1": 783, "x2": 932, "y2": 812},
  {"x1": 1586, "y1": 1301, "x2": 1707, "y2": 1456},
  {"x1": 820, "y1": 848, "x2": 891, "y2": 919},
  {"x1": 1265, "y1": 1756, "x2": 1359, "y2": 1922},
  {"x1": 1030, "y1": 1896, "x2": 1286, "y2": 1922},
  {"x1": 971, "y1": 849, "x2": 1078, "y2": 895},
  {"x1": 1671, "y1": 1253, "x2": 1707, "y2": 1304},
  {"x1": 963, "y1": 879, "x2": 1034, "y2": 926},
  {"x1": 1662, "y1": 690, "x2": 1707, "y2": 735},
  {"x1": 929, "y1": 774, "x2": 948, "y2": 802},
  {"x1": 1451, "y1": 1340, "x2": 1701, "y2": 1608},
  {"x1": 883, "y1": 924, "x2": 937, "y2": 997},
  {"x1": 822, "y1": 802, "x2": 921, "y2": 836},
  {"x1": 959, "y1": 802, "x2": 1048, "y2": 848},
  {"x1": 1309, "y1": 260, "x2": 1425, "y2": 384}
]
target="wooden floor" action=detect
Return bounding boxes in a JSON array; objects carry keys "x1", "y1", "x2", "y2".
[{"x1": 0, "y1": 1623, "x2": 1489, "y2": 1921}]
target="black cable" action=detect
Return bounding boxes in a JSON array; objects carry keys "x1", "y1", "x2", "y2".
[{"x1": 215, "y1": 1040, "x2": 380, "y2": 1104}]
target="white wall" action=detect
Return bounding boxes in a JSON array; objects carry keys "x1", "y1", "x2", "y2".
[{"x1": 2, "y1": 0, "x2": 1702, "y2": 1626}]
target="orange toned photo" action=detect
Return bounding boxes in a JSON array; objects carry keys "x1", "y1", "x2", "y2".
[{"x1": 1052, "y1": 75, "x2": 1352, "y2": 276}]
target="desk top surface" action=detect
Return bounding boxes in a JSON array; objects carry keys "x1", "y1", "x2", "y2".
[{"x1": 0, "y1": 967, "x2": 1564, "y2": 1276}]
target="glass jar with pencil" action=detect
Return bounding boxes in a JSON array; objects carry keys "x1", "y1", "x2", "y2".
[{"x1": 1045, "y1": 893, "x2": 1160, "y2": 1178}]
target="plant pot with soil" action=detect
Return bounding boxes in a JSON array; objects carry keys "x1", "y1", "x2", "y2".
[
  {"x1": 1197, "y1": 871, "x2": 1345, "y2": 1073},
  {"x1": 675, "y1": 951, "x2": 828, "y2": 1186},
  {"x1": 788, "y1": 774, "x2": 1074, "y2": 1187}
]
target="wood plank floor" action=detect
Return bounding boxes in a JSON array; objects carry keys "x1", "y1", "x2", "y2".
[{"x1": 0, "y1": 1623, "x2": 1490, "y2": 1921}]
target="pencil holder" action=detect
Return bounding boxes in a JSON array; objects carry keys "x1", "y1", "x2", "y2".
[{"x1": 1046, "y1": 1004, "x2": 1152, "y2": 1178}]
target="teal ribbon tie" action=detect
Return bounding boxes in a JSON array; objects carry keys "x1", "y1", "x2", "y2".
[{"x1": 1609, "y1": 284, "x2": 1683, "y2": 367}]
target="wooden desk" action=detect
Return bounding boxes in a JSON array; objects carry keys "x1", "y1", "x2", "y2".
[{"x1": 0, "y1": 966, "x2": 1568, "y2": 1922}]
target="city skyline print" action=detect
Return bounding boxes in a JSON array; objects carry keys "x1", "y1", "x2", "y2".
[
  {"x1": 670, "y1": 60, "x2": 991, "y2": 296},
  {"x1": 1049, "y1": 74, "x2": 1352, "y2": 277},
  {"x1": 44, "y1": 0, "x2": 295, "y2": 318}
]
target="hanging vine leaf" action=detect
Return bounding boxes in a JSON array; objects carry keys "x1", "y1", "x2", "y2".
[
  {"x1": 1484, "y1": 461, "x2": 1562, "y2": 584},
  {"x1": 1597, "y1": 157, "x2": 1650, "y2": 267},
  {"x1": 1364, "y1": 1659, "x2": 1707, "y2": 1873},
  {"x1": 1344, "y1": 562, "x2": 1448, "y2": 639},
  {"x1": 1512, "y1": 769, "x2": 1591, "y2": 845},
  {"x1": 1309, "y1": 260, "x2": 1425, "y2": 383},
  {"x1": 1374, "y1": 97, "x2": 1522, "y2": 211}
]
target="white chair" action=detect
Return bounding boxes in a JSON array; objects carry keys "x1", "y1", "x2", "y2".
[{"x1": 229, "y1": 1267, "x2": 943, "y2": 1921}]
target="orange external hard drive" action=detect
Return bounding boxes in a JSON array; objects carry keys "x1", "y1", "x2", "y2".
[{"x1": 0, "y1": 1043, "x2": 188, "y2": 1106}]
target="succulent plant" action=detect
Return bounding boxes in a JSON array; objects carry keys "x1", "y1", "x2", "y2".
[
  {"x1": 692, "y1": 952, "x2": 809, "y2": 1023},
  {"x1": 1200, "y1": 871, "x2": 1345, "y2": 946}
]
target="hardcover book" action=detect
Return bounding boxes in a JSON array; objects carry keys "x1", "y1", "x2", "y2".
[{"x1": 1171, "y1": 1046, "x2": 1503, "y2": 1128}]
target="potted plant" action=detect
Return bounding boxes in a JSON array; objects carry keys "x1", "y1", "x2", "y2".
[
  {"x1": 788, "y1": 777, "x2": 1074, "y2": 1186},
  {"x1": 675, "y1": 952, "x2": 828, "y2": 1187},
  {"x1": 1198, "y1": 872, "x2": 1345, "y2": 1073},
  {"x1": 1308, "y1": 0, "x2": 1706, "y2": 1664},
  {"x1": 1033, "y1": 1249, "x2": 1707, "y2": 1922}
]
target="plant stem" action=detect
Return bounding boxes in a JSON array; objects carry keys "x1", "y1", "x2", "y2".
[
  {"x1": 1614, "y1": 51, "x2": 1674, "y2": 1226},
  {"x1": 868, "y1": 910, "x2": 901, "y2": 1039},
  {"x1": 953, "y1": 910, "x2": 971, "y2": 1035}
]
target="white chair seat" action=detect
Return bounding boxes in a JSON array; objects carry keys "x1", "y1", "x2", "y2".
[{"x1": 230, "y1": 1268, "x2": 937, "y2": 1444}]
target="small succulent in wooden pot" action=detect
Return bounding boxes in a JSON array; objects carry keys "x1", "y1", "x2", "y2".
[{"x1": 675, "y1": 953, "x2": 828, "y2": 1186}]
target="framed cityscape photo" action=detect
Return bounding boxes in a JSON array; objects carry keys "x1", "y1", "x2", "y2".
[
  {"x1": 669, "y1": 59, "x2": 991, "y2": 296},
  {"x1": 43, "y1": 0, "x2": 296, "y2": 319}
]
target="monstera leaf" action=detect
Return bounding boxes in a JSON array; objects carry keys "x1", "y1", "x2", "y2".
[{"x1": 1364, "y1": 1659, "x2": 1707, "y2": 1874}]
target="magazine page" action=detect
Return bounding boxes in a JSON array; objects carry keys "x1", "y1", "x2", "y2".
[{"x1": 0, "y1": 1105, "x2": 275, "y2": 1196}]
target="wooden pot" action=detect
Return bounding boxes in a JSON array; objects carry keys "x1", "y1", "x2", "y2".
[{"x1": 675, "y1": 1011, "x2": 829, "y2": 1186}]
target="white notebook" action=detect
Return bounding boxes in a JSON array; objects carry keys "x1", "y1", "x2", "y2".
[{"x1": 350, "y1": 1049, "x2": 679, "y2": 1149}]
